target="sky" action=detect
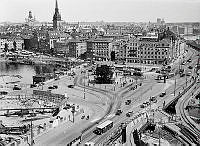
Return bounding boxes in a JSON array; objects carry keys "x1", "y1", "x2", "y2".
[{"x1": 0, "y1": 0, "x2": 200, "y2": 23}]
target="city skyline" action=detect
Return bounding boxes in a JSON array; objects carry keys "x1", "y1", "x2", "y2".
[{"x1": 0, "y1": 0, "x2": 200, "y2": 23}]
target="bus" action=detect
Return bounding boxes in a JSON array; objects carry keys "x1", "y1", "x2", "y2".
[
  {"x1": 84, "y1": 142, "x2": 95, "y2": 146},
  {"x1": 93, "y1": 120, "x2": 113, "y2": 135}
]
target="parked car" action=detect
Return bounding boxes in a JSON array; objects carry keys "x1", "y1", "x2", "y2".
[
  {"x1": 0, "y1": 91, "x2": 8, "y2": 95},
  {"x1": 68, "y1": 85, "x2": 75, "y2": 88},
  {"x1": 155, "y1": 70, "x2": 160, "y2": 73}
]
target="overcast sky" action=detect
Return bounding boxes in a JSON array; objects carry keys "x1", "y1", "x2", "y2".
[{"x1": 0, "y1": 0, "x2": 200, "y2": 23}]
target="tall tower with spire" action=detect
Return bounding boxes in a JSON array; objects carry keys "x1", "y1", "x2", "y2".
[{"x1": 53, "y1": 0, "x2": 61, "y2": 30}]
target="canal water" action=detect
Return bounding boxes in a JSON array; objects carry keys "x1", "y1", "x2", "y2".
[{"x1": 0, "y1": 61, "x2": 53, "y2": 85}]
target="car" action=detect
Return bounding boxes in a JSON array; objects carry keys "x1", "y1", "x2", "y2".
[
  {"x1": 159, "y1": 92, "x2": 166, "y2": 97},
  {"x1": 55, "y1": 76, "x2": 59, "y2": 80},
  {"x1": 68, "y1": 85, "x2": 75, "y2": 88},
  {"x1": 116, "y1": 109, "x2": 123, "y2": 115},
  {"x1": 48, "y1": 86, "x2": 54, "y2": 89},
  {"x1": 13, "y1": 86, "x2": 21, "y2": 90},
  {"x1": 30, "y1": 84, "x2": 37, "y2": 88},
  {"x1": 53, "y1": 85, "x2": 58, "y2": 89},
  {"x1": 0, "y1": 91, "x2": 8, "y2": 95},
  {"x1": 125, "y1": 100, "x2": 131, "y2": 105},
  {"x1": 126, "y1": 111, "x2": 133, "y2": 117},
  {"x1": 181, "y1": 62, "x2": 186, "y2": 65},
  {"x1": 179, "y1": 69, "x2": 184, "y2": 74},
  {"x1": 150, "y1": 96, "x2": 156, "y2": 102},
  {"x1": 156, "y1": 70, "x2": 160, "y2": 73},
  {"x1": 144, "y1": 101, "x2": 150, "y2": 106},
  {"x1": 86, "y1": 115, "x2": 89, "y2": 120},
  {"x1": 188, "y1": 66, "x2": 193, "y2": 69},
  {"x1": 197, "y1": 78, "x2": 200, "y2": 83},
  {"x1": 180, "y1": 73, "x2": 185, "y2": 77},
  {"x1": 153, "y1": 99, "x2": 157, "y2": 103},
  {"x1": 81, "y1": 115, "x2": 85, "y2": 119},
  {"x1": 186, "y1": 72, "x2": 192, "y2": 76},
  {"x1": 140, "y1": 104, "x2": 145, "y2": 108},
  {"x1": 187, "y1": 59, "x2": 192, "y2": 62}
]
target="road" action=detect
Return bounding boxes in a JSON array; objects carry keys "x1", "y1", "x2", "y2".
[{"x1": 18, "y1": 41, "x2": 199, "y2": 146}]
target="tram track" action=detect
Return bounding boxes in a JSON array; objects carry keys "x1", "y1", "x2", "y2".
[{"x1": 178, "y1": 83, "x2": 200, "y2": 144}]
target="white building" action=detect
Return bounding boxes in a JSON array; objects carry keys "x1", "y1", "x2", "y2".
[{"x1": 0, "y1": 36, "x2": 24, "y2": 52}]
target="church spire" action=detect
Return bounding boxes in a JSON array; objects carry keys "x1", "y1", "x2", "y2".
[
  {"x1": 55, "y1": 0, "x2": 58, "y2": 10},
  {"x1": 53, "y1": 0, "x2": 61, "y2": 30}
]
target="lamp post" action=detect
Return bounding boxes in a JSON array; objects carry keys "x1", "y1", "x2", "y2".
[
  {"x1": 174, "y1": 78, "x2": 176, "y2": 96},
  {"x1": 26, "y1": 119, "x2": 34, "y2": 146},
  {"x1": 84, "y1": 71, "x2": 86, "y2": 99}
]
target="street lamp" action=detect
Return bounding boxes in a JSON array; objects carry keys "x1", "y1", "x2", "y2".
[
  {"x1": 174, "y1": 78, "x2": 176, "y2": 96},
  {"x1": 26, "y1": 119, "x2": 34, "y2": 146},
  {"x1": 83, "y1": 70, "x2": 86, "y2": 99}
]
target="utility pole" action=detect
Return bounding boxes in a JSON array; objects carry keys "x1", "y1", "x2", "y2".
[
  {"x1": 27, "y1": 119, "x2": 34, "y2": 146},
  {"x1": 174, "y1": 78, "x2": 176, "y2": 96},
  {"x1": 30, "y1": 120, "x2": 33, "y2": 146}
]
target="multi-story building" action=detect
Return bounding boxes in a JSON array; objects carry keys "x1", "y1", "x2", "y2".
[
  {"x1": 48, "y1": 31, "x2": 69, "y2": 49},
  {"x1": 54, "y1": 41, "x2": 69, "y2": 57},
  {"x1": 68, "y1": 39, "x2": 87, "y2": 58},
  {"x1": 137, "y1": 38, "x2": 171, "y2": 65},
  {"x1": 112, "y1": 39, "x2": 128, "y2": 62},
  {"x1": 112, "y1": 32, "x2": 175, "y2": 65},
  {"x1": 0, "y1": 36, "x2": 24, "y2": 52},
  {"x1": 86, "y1": 38, "x2": 112, "y2": 61},
  {"x1": 0, "y1": 36, "x2": 8, "y2": 52}
]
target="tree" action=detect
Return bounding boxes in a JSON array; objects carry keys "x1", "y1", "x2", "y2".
[{"x1": 95, "y1": 65, "x2": 113, "y2": 84}]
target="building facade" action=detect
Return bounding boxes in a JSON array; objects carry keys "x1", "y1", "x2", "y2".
[
  {"x1": 0, "y1": 36, "x2": 24, "y2": 52},
  {"x1": 68, "y1": 39, "x2": 87, "y2": 58},
  {"x1": 87, "y1": 39, "x2": 112, "y2": 61},
  {"x1": 112, "y1": 34, "x2": 175, "y2": 65}
]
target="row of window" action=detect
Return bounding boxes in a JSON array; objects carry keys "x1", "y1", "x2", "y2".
[
  {"x1": 140, "y1": 55, "x2": 166, "y2": 59},
  {"x1": 140, "y1": 51, "x2": 167, "y2": 55},
  {"x1": 96, "y1": 53, "x2": 109, "y2": 56}
]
